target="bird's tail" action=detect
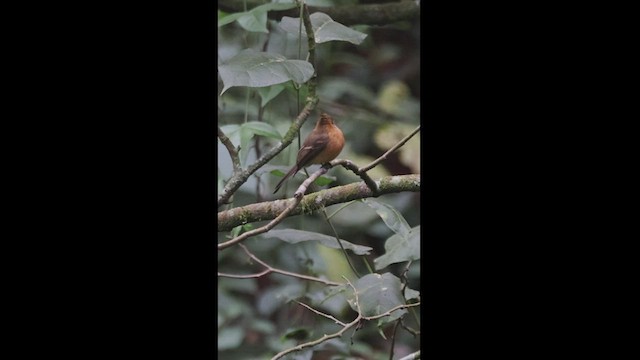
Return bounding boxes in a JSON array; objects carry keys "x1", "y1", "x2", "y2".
[{"x1": 273, "y1": 166, "x2": 299, "y2": 194}]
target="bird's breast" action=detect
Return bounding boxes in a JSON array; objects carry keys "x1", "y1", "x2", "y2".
[{"x1": 310, "y1": 127, "x2": 344, "y2": 164}]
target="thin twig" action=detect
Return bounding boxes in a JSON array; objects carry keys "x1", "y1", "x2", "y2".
[
  {"x1": 302, "y1": 3, "x2": 316, "y2": 67},
  {"x1": 359, "y1": 125, "x2": 421, "y2": 173},
  {"x1": 327, "y1": 200, "x2": 356, "y2": 220},
  {"x1": 236, "y1": 244, "x2": 342, "y2": 286},
  {"x1": 294, "y1": 300, "x2": 346, "y2": 327},
  {"x1": 255, "y1": 101, "x2": 265, "y2": 202},
  {"x1": 217, "y1": 269, "x2": 270, "y2": 279},
  {"x1": 271, "y1": 314, "x2": 360, "y2": 360},
  {"x1": 321, "y1": 207, "x2": 361, "y2": 278},
  {"x1": 293, "y1": 166, "x2": 328, "y2": 198},
  {"x1": 217, "y1": 126, "x2": 241, "y2": 172},
  {"x1": 344, "y1": 276, "x2": 363, "y2": 315},
  {"x1": 388, "y1": 319, "x2": 402, "y2": 360},
  {"x1": 332, "y1": 159, "x2": 380, "y2": 194},
  {"x1": 400, "y1": 318, "x2": 420, "y2": 337},
  {"x1": 361, "y1": 302, "x2": 421, "y2": 321}
]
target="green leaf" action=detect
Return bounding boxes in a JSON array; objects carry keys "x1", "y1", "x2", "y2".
[
  {"x1": 374, "y1": 225, "x2": 420, "y2": 270},
  {"x1": 282, "y1": 327, "x2": 312, "y2": 341},
  {"x1": 257, "y1": 283, "x2": 304, "y2": 316},
  {"x1": 249, "y1": 319, "x2": 276, "y2": 335},
  {"x1": 239, "y1": 125, "x2": 253, "y2": 165},
  {"x1": 404, "y1": 287, "x2": 420, "y2": 301},
  {"x1": 261, "y1": 229, "x2": 373, "y2": 255},
  {"x1": 233, "y1": 121, "x2": 283, "y2": 165},
  {"x1": 257, "y1": 84, "x2": 286, "y2": 107},
  {"x1": 251, "y1": 2, "x2": 298, "y2": 13},
  {"x1": 221, "y1": 276, "x2": 258, "y2": 294},
  {"x1": 218, "y1": 49, "x2": 315, "y2": 94},
  {"x1": 279, "y1": 12, "x2": 368, "y2": 45},
  {"x1": 218, "y1": 12, "x2": 245, "y2": 27},
  {"x1": 241, "y1": 121, "x2": 282, "y2": 140},
  {"x1": 218, "y1": 2, "x2": 297, "y2": 31},
  {"x1": 362, "y1": 198, "x2": 411, "y2": 238},
  {"x1": 313, "y1": 175, "x2": 335, "y2": 186},
  {"x1": 318, "y1": 284, "x2": 347, "y2": 305},
  {"x1": 218, "y1": 326, "x2": 244, "y2": 351},
  {"x1": 268, "y1": 167, "x2": 287, "y2": 177},
  {"x1": 345, "y1": 273, "x2": 407, "y2": 324},
  {"x1": 237, "y1": 10, "x2": 268, "y2": 33},
  {"x1": 230, "y1": 224, "x2": 243, "y2": 238}
]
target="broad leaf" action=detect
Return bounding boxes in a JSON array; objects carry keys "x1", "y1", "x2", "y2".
[
  {"x1": 239, "y1": 126, "x2": 253, "y2": 165},
  {"x1": 257, "y1": 283, "x2": 305, "y2": 316},
  {"x1": 319, "y1": 284, "x2": 347, "y2": 305},
  {"x1": 218, "y1": 2, "x2": 298, "y2": 32},
  {"x1": 257, "y1": 83, "x2": 286, "y2": 107},
  {"x1": 218, "y1": 12, "x2": 245, "y2": 27},
  {"x1": 242, "y1": 121, "x2": 282, "y2": 140},
  {"x1": 362, "y1": 198, "x2": 411, "y2": 238},
  {"x1": 374, "y1": 225, "x2": 420, "y2": 270},
  {"x1": 267, "y1": 167, "x2": 287, "y2": 177},
  {"x1": 279, "y1": 12, "x2": 367, "y2": 45},
  {"x1": 218, "y1": 326, "x2": 244, "y2": 351},
  {"x1": 250, "y1": 2, "x2": 299, "y2": 12},
  {"x1": 261, "y1": 229, "x2": 372, "y2": 255},
  {"x1": 313, "y1": 175, "x2": 335, "y2": 186},
  {"x1": 218, "y1": 49, "x2": 314, "y2": 94},
  {"x1": 404, "y1": 287, "x2": 420, "y2": 301},
  {"x1": 282, "y1": 327, "x2": 312, "y2": 341},
  {"x1": 345, "y1": 273, "x2": 407, "y2": 323},
  {"x1": 236, "y1": 121, "x2": 283, "y2": 165},
  {"x1": 237, "y1": 10, "x2": 269, "y2": 33}
]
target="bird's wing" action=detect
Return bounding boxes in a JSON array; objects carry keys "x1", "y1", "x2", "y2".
[{"x1": 296, "y1": 133, "x2": 328, "y2": 167}]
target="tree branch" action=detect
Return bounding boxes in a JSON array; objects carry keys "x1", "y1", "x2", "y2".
[
  {"x1": 217, "y1": 174, "x2": 420, "y2": 232},
  {"x1": 294, "y1": 300, "x2": 346, "y2": 327},
  {"x1": 359, "y1": 125, "x2": 420, "y2": 173},
  {"x1": 218, "y1": 0, "x2": 420, "y2": 26},
  {"x1": 218, "y1": 126, "x2": 241, "y2": 172},
  {"x1": 217, "y1": 98, "x2": 318, "y2": 207},
  {"x1": 218, "y1": 194, "x2": 301, "y2": 250},
  {"x1": 334, "y1": 159, "x2": 380, "y2": 195}
]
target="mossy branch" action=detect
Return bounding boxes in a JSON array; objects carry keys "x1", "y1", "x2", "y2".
[{"x1": 217, "y1": 174, "x2": 420, "y2": 232}]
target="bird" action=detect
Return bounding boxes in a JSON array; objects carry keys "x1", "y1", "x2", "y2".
[{"x1": 273, "y1": 113, "x2": 345, "y2": 194}]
